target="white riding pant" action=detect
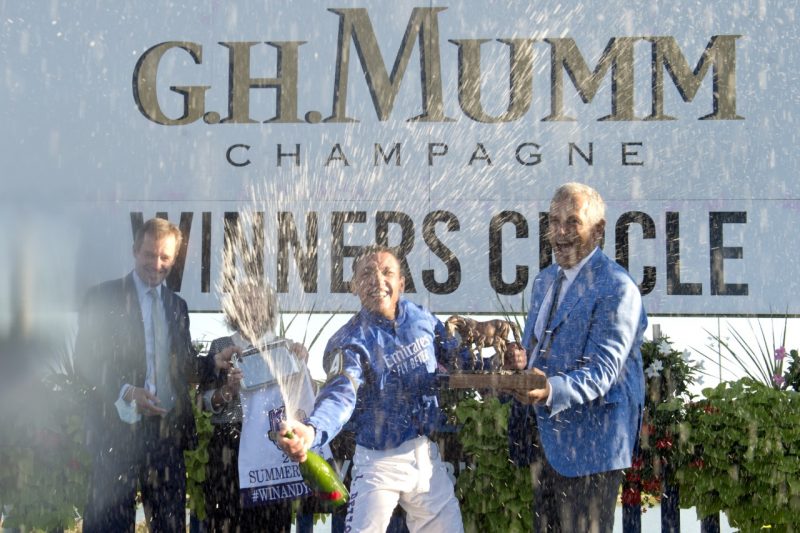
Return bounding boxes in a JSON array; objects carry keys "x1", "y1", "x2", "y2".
[{"x1": 344, "y1": 435, "x2": 464, "y2": 533}]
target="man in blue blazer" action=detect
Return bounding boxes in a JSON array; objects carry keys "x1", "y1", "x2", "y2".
[
  {"x1": 510, "y1": 183, "x2": 646, "y2": 532},
  {"x1": 74, "y1": 218, "x2": 229, "y2": 532}
]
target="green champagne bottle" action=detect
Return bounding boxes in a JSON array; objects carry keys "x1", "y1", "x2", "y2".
[{"x1": 284, "y1": 431, "x2": 349, "y2": 506}]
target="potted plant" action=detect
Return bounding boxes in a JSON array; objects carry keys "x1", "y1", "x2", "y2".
[{"x1": 675, "y1": 321, "x2": 800, "y2": 532}]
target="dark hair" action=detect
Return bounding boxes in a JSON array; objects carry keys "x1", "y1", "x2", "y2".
[
  {"x1": 351, "y1": 245, "x2": 400, "y2": 274},
  {"x1": 133, "y1": 218, "x2": 183, "y2": 252}
]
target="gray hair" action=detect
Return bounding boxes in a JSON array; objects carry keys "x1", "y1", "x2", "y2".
[{"x1": 551, "y1": 182, "x2": 606, "y2": 227}]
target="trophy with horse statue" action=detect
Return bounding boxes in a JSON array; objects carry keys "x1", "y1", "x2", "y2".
[{"x1": 441, "y1": 315, "x2": 546, "y2": 392}]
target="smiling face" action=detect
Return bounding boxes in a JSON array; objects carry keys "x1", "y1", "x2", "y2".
[
  {"x1": 351, "y1": 251, "x2": 405, "y2": 321},
  {"x1": 133, "y1": 232, "x2": 178, "y2": 287},
  {"x1": 548, "y1": 191, "x2": 605, "y2": 269}
]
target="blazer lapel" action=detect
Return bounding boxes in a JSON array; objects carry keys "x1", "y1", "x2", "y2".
[
  {"x1": 550, "y1": 251, "x2": 604, "y2": 330},
  {"x1": 525, "y1": 267, "x2": 557, "y2": 361}
]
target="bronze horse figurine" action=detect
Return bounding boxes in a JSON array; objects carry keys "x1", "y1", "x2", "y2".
[{"x1": 444, "y1": 316, "x2": 521, "y2": 370}]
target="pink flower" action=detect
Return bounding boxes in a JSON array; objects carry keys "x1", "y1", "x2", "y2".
[
  {"x1": 775, "y1": 346, "x2": 787, "y2": 361},
  {"x1": 772, "y1": 374, "x2": 785, "y2": 386}
]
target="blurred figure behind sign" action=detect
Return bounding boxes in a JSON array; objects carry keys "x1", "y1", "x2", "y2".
[{"x1": 201, "y1": 280, "x2": 319, "y2": 533}]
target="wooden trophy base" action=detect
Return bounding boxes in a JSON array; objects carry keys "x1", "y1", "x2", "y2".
[{"x1": 442, "y1": 371, "x2": 546, "y2": 391}]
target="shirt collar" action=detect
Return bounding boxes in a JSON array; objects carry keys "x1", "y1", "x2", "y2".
[
  {"x1": 132, "y1": 270, "x2": 162, "y2": 301},
  {"x1": 560, "y1": 246, "x2": 598, "y2": 283},
  {"x1": 360, "y1": 298, "x2": 407, "y2": 327}
]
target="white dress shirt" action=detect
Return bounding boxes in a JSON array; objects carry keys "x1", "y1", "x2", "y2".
[
  {"x1": 116, "y1": 271, "x2": 165, "y2": 422},
  {"x1": 533, "y1": 247, "x2": 598, "y2": 342}
]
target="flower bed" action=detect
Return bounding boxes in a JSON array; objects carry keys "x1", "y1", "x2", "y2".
[{"x1": 676, "y1": 379, "x2": 800, "y2": 532}]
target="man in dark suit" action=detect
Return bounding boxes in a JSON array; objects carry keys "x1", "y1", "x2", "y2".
[
  {"x1": 510, "y1": 183, "x2": 647, "y2": 533},
  {"x1": 74, "y1": 218, "x2": 230, "y2": 532}
]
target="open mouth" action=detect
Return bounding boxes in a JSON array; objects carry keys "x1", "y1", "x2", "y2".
[
  {"x1": 554, "y1": 241, "x2": 574, "y2": 254},
  {"x1": 364, "y1": 288, "x2": 394, "y2": 311},
  {"x1": 368, "y1": 290, "x2": 390, "y2": 299}
]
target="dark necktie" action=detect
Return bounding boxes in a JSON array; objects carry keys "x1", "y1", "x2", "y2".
[
  {"x1": 543, "y1": 270, "x2": 565, "y2": 336},
  {"x1": 529, "y1": 270, "x2": 565, "y2": 366}
]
